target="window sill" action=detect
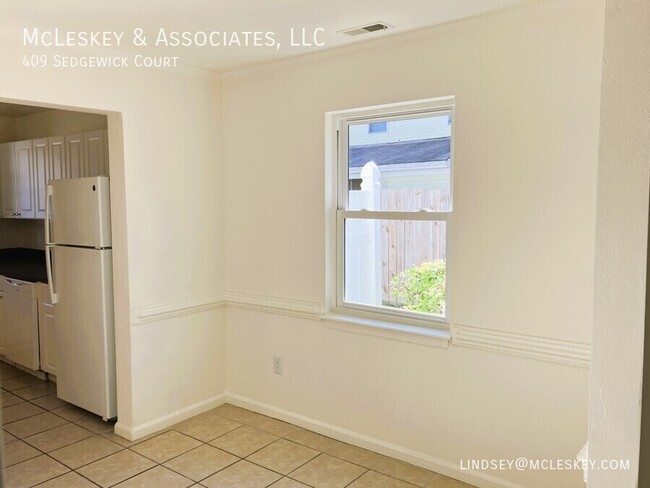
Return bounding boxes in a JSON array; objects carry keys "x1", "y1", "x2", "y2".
[{"x1": 322, "y1": 313, "x2": 451, "y2": 348}]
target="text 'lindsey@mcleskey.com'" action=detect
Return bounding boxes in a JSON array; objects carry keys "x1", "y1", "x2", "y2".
[{"x1": 459, "y1": 458, "x2": 630, "y2": 472}]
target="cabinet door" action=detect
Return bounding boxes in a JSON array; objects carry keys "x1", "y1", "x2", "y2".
[
  {"x1": 47, "y1": 136, "x2": 66, "y2": 181},
  {"x1": 103, "y1": 129, "x2": 110, "y2": 176},
  {"x1": 40, "y1": 304, "x2": 56, "y2": 374},
  {"x1": 33, "y1": 138, "x2": 48, "y2": 219},
  {"x1": 38, "y1": 283, "x2": 56, "y2": 375},
  {"x1": 65, "y1": 133, "x2": 85, "y2": 178},
  {"x1": 84, "y1": 130, "x2": 106, "y2": 177},
  {"x1": 14, "y1": 140, "x2": 36, "y2": 218},
  {"x1": 0, "y1": 142, "x2": 16, "y2": 218},
  {"x1": 3, "y1": 293, "x2": 39, "y2": 370}
]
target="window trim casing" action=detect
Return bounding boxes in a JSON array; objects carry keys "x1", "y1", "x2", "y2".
[{"x1": 325, "y1": 97, "x2": 455, "y2": 335}]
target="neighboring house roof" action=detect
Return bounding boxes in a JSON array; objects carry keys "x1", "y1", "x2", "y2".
[{"x1": 349, "y1": 137, "x2": 451, "y2": 168}]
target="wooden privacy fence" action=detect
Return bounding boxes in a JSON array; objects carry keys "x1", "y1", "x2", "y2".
[
  {"x1": 345, "y1": 162, "x2": 449, "y2": 307},
  {"x1": 379, "y1": 188, "x2": 449, "y2": 305}
]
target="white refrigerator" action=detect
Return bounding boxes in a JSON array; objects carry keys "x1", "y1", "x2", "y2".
[{"x1": 45, "y1": 176, "x2": 117, "y2": 420}]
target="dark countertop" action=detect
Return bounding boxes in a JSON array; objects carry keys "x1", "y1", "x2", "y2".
[{"x1": 0, "y1": 248, "x2": 47, "y2": 283}]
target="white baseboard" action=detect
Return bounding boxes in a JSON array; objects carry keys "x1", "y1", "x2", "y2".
[
  {"x1": 115, "y1": 390, "x2": 528, "y2": 488},
  {"x1": 114, "y1": 393, "x2": 226, "y2": 441},
  {"x1": 224, "y1": 392, "x2": 526, "y2": 488}
]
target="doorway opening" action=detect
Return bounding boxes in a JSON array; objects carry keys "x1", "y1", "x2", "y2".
[{"x1": 0, "y1": 99, "x2": 130, "y2": 455}]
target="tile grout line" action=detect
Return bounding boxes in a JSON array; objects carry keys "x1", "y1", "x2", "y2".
[
  {"x1": 283, "y1": 451, "x2": 325, "y2": 487},
  {"x1": 48, "y1": 436, "x2": 126, "y2": 471},
  {"x1": 3, "y1": 395, "x2": 107, "y2": 486},
  {"x1": 169, "y1": 409, "x2": 430, "y2": 488},
  {"x1": 5, "y1": 415, "x2": 99, "y2": 449},
  {"x1": 108, "y1": 463, "x2": 184, "y2": 488},
  {"x1": 4, "y1": 381, "x2": 460, "y2": 488},
  {"x1": 3, "y1": 379, "x2": 126, "y2": 483},
  {"x1": 143, "y1": 426, "x2": 310, "y2": 485},
  {"x1": 5, "y1": 425, "x2": 126, "y2": 486},
  {"x1": 128, "y1": 436, "x2": 243, "y2": 486},
  {"x1": 340, "y1": 462, "x2": 370, "y2": 488},
  {"x1": 30, "y1": 468, "x2": 103, "y2": 488}
]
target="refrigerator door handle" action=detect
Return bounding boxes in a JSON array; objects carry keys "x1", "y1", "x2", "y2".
[
  {"x1": 45, "y1": 185, "x2": 54, "y2": 246},
  {"x1": 45, "y1": 245, "x2": 58, "y2": 304}
]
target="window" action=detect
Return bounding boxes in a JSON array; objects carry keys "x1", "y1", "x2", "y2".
[
  {"x1": 368, "y1": 121, "x2": 387, "y2": 133},
  {"x1": 327, "y1": 97, "x2": 454, "y2": 332}
]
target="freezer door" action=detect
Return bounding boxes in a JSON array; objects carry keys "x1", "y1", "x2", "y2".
[
  {"x1": 48, "y1": 176, "x2": 111, "y2": 248},
  {"x1": 53, "y1": 246, "x2": 117, "y2": 419}
]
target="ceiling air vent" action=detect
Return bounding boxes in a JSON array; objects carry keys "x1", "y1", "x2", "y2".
[{"x1": 341, "y1": 22, "x2": 391, "y2": 37}]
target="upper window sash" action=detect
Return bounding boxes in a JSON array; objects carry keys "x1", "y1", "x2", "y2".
[{"x1": 336, "y1": 106, "x2": 454, "y2": 213}]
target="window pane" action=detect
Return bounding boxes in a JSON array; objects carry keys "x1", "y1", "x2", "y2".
[
  {"x1": 368, "y1": 121, "x2": 387, "y2": 133},
  {"x1": 347, "y1": 114, "x2": 451, "y2": 212},
  {"x1": 344, "y1": 219, "x2": 446, "y2": 317}
]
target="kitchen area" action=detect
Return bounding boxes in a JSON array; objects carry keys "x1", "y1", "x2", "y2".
[{"x1": 0, "y1": 102, "x2": 118, "y2": 436}]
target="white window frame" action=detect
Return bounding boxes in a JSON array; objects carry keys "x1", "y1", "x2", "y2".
[{"x1": 325, "y1": 97, "x2": 455, "y2": 339}]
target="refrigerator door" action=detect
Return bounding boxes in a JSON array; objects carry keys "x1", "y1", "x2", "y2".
[
  {"x1": 53, "y1": 246, "x2": 117, "y2": 419},
  {"x1": 48, "y1": 176, "x2": 111, "y2": 248}
]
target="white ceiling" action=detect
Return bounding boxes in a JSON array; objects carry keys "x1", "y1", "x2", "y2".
[{"x1": 1, "y1": 0, "x2": 534, "y2": 72}]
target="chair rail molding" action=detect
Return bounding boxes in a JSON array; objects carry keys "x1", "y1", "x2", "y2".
[
  {"x1": 222, "y1": 291, "x2": 324, "y2": 320},
  {"x1": 132, "y1": 293, "x2": 226, "y2": 325},
  {"x1": 132, "y1": 291, "x2": 323, "y2": 325},
  {"x1": 452, "y1": 323, "x2": 591, "y2": 368},
  {"x1": 132, "y1": 294, "x2": 590, "y2": 368}
]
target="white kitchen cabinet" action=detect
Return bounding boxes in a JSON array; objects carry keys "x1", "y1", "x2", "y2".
[
  {"x1": 33, "y1": 138, "x2": 48, "y2": 219},
  {"x1": 0, "y1": 130, "x2": 109, "y2": 220},
  {"x1": 38, "y1": 282, "x2": 56, "y2": 375},
  {"x1": 0, "y1": 141, "x2": 36, "y2": 219},
  {"x1": 48, "y1": 136, "x2": 66, "y2": 181},
  {"x1": 66, "y1": 130, "x2": 110, "y2": 178},
  {"x1": 84, "y1": 130, "x2": 108, "y2": 176},
  {"x1": 0, "y1": 280, "x2": 57, "y2": 375},
  {"x1": 36, "y1": 137, "x2": 70, "y2": 219},
  {"x1": 13, "y1": 140, "x2": 36, "y2": 219},
  {"x1": 0, "y1": 143, "x2": 15, "y2": 218},
  {"x1": 65, "y1": 133, "x2": 84, "y2": 178},
  {"x1": 0, "y1": 276, "x2": 39, "y2": 371}
]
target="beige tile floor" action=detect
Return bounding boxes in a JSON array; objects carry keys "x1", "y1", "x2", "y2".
[{"x1": 0, "y1": 362, "x2": 475, "y2": 488}]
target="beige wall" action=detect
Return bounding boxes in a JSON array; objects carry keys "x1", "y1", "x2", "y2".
[
  {"x1": 222, "y1": 2, "x2": 604, "y2": 487},
  {"x1": 0, "y1": 1, "x2": 627, "y2": 487},
  {"x1": 588, "y1": 0, "x2": 650, "y2": 486},
  {"x1": 15, "y1": 109, "x2": 107, "y2": 139},
  {"x1": 0, "y1": 219, "x2": 44, "y2": 249},
  {"x1": 0, "y1": 38, "x2": 225, "y2": 435}
]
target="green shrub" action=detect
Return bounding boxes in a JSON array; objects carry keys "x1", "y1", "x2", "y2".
[{"x1": 390, "y1": 260, "x2": 445, "y2": 314}]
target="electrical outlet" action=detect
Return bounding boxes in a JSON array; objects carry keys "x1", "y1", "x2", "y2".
[{"x1": 273, "y1": 356, "x2": 283, "y2": 375}]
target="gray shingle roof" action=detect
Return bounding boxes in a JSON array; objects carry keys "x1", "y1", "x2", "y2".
[{"x1": 349, "y1": 137, "x2": 451, "y2": 168}]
